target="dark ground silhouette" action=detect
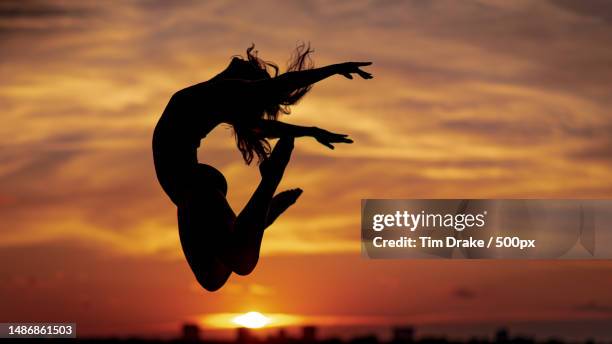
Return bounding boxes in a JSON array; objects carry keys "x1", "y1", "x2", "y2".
[{"x1": 5, "y1": 325, "x2": 603, "y2": 344}]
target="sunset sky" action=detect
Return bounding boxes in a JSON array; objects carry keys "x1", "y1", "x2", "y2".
[{"x1": 1, "y1": 0, "x2": 612, "y2": 340}]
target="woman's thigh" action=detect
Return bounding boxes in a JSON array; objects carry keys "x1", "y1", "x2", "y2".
[{"x1": 177, "y1": 179, "x2": 236, "y2": 290}]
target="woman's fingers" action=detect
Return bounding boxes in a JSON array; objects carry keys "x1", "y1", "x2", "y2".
[
  {"x1": 345, "y1": 62, "x2": 372, "y2": 67},
  {"x1": 319, "y1": 131, "x2": 353, "y2": 144},
  {"x1": 338, "y1": 61, "x2": 373, "y2": 79},
  {"x1": 329, "y1": 132, "x2": 353, "y2": 143},
  {"x1": 330, "y1": 135, "x2": 352, "y2": 143},
  {"x1": 343, "y1": 68, "x2": 372, "y2": 79},
  {"x1": 357, "y1": 69, "x2": 373, "y2": 79},
  {"x1": 316, "y1": 138, "x2": 335, "y2": 149},
  {"x1": 312, "y1": 127, "x2": 353, "y2": 149}
]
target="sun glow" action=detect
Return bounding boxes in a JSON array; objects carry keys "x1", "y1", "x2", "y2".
[
  {"x1": 232, "y1": 312, "x2": 271, "y2": 329},
  {"x1": 202, "y1": 312, "x2": 301, "y2": 329}
]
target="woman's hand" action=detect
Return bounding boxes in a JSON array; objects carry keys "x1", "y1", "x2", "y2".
[
  {"x1": 334, "y1": 62, "x2": 373, "y2": 80},
  {"x1": 311, "y1": 127, "x2": 353, "y2": 149}
]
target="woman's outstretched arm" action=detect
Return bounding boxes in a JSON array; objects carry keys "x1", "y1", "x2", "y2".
[
  {"x1": 255, "y1": 119, "x2": 353, "y2": 149},
  {"x1": 212, "y1": 62, "x2": 372, "y2": 106},
  {"x1": 254, "y1": 119, "x2": 313, "y2": 138},
  {"x1": 264, "y1": 62, "x2": 372, "y2": 95}
]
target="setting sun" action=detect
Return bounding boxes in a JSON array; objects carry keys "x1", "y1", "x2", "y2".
[
  {"x1": 232, "y1": 312, "x2": 271, "y2": 329},
  {"x1": 202, "y1": 312, "x2": 301, "y2": 329}
]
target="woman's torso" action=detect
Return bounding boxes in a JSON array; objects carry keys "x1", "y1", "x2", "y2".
[{"x1": 152, "y1": 82, "x2": 221, "y2": 205}]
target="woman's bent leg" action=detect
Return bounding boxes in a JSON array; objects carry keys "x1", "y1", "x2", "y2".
[
  {"x1": 228, "y1": 137, "x2": 295, "y2": 275},
  {"x1": 177, "y1": 190, "x2": 233, "y2": 291},
  {"x1": 177, "y1": 138, "x2": 296, "y2": 289}
]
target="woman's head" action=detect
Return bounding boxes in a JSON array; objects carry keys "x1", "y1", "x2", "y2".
[
  {"x1": 226, "y1": 43, "x2": 314, "y2": 164},
  {"x1": 223, "y1": 56, "x2": 272, "y2": 81}
]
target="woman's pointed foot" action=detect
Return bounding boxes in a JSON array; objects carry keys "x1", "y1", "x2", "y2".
[
  {"x1": 273, "y1": 188, "x2": 303, "y2": 208},
  {"x1": 266, "y1": 188, "x2": 303, "y2": 227}
]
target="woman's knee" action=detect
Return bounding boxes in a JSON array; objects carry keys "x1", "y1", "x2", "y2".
[{"x1": 194, "y1": 270, "x2": 230, "y2": 292}]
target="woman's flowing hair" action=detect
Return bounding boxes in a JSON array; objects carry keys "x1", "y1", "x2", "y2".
[{"x1": 233, "y1": 43, "x2": 314, "y2": 164}]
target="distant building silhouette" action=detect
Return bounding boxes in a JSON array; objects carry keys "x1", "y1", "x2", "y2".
[
  {"x1": 495, "y1": 328, "x2": 509, "y2": 344},
  {"x1": 277, "y1": 329, "x2": 287, "y2": 340},
  {"x1": 237, "y1": 327, "x2": 254, "y2": 344},
  {"x1": 268, "y1": 328, "x2": 288, "y2": 343},
  {"x1": 303, "y1": 326, "x2": 318, "y2": 342},
  {"x1": 392, "y1": 326, "x2": 414, "y2": 343},
  {"x1": 349, "y1": 335, "x2": 379, "y2": 344},
  {"x1": 182, "y1": 323, "x2": 201, "y2": 342}
]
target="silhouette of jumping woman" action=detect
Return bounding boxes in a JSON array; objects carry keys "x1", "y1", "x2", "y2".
[{"x1": 153, "y1": 44, "x2": 372, "y2": 291}]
